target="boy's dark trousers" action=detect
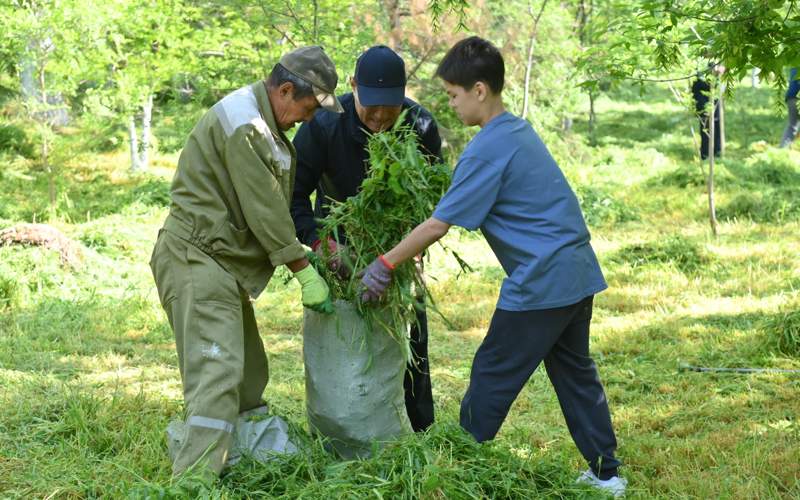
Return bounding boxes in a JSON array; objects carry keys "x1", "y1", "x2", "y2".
[{"x1": 460, "y1": 295, "x2": 621, "y2": 480}]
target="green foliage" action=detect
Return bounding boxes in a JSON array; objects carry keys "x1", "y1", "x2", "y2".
[
  {"x1": 71, "y1": 115, "x2": 128, "y2": 153},
  {"x1": 129, "y1": 177, "x2": 171, "y2": 207},
  {"x1": 497, "y1": 1, "x2": 582, "y2": 135},
  {"x1": 0, "y1": 123, "x2": 34, "y2": 157},
  {"x1": 575, "y1": 184, "x2": 639, "y2": 226},
  {"x1": 0, "y1": 266, "x2": 23, "y2": 309},
  {"x1": 2, "y1": 2, "x2": 800, "y2": 496},
  {"x1": 717, "y1": 149, "x2": 800, "y2": 222},
  {"x1": 611, "y1": 235, "x2": 711, "y2": 274},
  {"x1": 152, "y1": 101, "x2": 205, "y2": 153},
  {"x1": 578, "y1": 0, "x2": 800, "y2": 88},
  {"x1": 428, "y1": 0, "x2": 470, "y2": 30},
  {"x1": 314, "y1": 119, "x2": 453, "y2": 352}
]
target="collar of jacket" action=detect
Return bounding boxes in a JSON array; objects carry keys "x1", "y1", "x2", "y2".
[{"x1": 254, "y1": 81, "x2": 297, "y2": 158}]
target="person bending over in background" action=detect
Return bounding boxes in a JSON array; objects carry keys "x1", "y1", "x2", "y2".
[
  {"x1": 358, "y1": 37, "x2": 626, "y2": 497},
  {"x1": 290, "y1": 45, "x2": 442, "y2": 432},
  {"x1": 150, "y1": 46, "x2": 338, "y2": 478}
]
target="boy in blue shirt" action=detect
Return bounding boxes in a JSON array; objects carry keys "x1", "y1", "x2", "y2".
[{"x1": 359, "y1": 37, "x2": 626, "y2": 497}]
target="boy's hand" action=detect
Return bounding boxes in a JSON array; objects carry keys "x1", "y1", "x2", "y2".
[
  {"x1": 294, "y1": 265, "x2": 334, "y2": 314},
  {"x1": 359, "y1": 255, "x2": 394, "y2": 303}
]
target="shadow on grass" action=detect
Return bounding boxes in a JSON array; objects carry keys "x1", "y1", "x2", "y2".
[{"x1": 570, "y1": 86, "x2": 784, "y2": 168}]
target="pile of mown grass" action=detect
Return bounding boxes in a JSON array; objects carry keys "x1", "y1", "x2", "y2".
[{"x1": 130, "y1": 423, "x2": 591, "y2": 499}]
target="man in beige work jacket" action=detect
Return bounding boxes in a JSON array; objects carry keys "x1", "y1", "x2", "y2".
[{"x1": 150, "y1": 46, "x2": 342, "y2": 477}]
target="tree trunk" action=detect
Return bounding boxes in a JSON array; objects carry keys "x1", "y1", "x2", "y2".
[
  {"x1": 707, "y1": 86, "x2": 718, "y2": 237},
  {"x1": 751, "y1": 68, "x2": 759, "y2": 88},
  {"x1": 43, "y1": 132, "x2": 56, "y2": 217},
  {"x1": 312, "y1": 0, "x2": 319, "y2": 43},
  {"x1": 139, "y1": 94, "x2": 153, "y2": 171},
  {"x1": 383, "y1": 0, "x2": 401, "y2": 51},
  {"x1": 129, "y1": 115, "x2": 141, "y2": 172},
  {"x1": 21, "y1": 48, "x2": 38, "y2": 101},
  {"x1": 577, "y1": 0, "x2": 595, "y2": 139},
  {"x1": 38, "y1": 63, "x2": 56, "y2": 217},
  {"x1": 589, "y1": 91, "x2": 596, "y2": 142},
  {"x1": 718, "y1": 86, "x2": 725, "y2": 155},
  {"x1": 522, "y1": 0, "x2": 549, "y2": 120},
  {"x1": 522, "y1": 35, "x2": 535, "y2": 119}
]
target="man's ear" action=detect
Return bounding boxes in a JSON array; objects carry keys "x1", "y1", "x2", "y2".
[{"x1": 279, "y1": 81, "x2": 294, "y2": 99}]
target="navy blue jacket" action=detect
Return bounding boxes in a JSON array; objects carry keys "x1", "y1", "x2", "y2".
[{"x1": 291, "y1": 92, "x2": 443, "y2": 246}]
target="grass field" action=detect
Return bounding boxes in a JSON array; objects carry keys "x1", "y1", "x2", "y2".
[{"x1": 1, "y1": 84, "x2": 799, "y2": 498}]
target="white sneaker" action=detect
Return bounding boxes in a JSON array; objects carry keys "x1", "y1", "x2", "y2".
[{"x1": 576, "y1": 469, "x2": 627, "y2": 498}]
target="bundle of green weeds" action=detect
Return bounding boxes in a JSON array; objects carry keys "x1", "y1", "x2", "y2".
[{"x1": 312, "y1": 116, "x2": 452, "y2": 355}]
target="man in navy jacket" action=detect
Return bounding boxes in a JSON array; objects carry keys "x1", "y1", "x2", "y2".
[{"x1": 290, "y1": 45, "x2": 443, "y2": 432}]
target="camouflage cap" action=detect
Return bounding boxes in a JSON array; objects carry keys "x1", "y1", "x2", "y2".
[{"x1": 280, "y1": 46, "x2": 343, "y2": 113}]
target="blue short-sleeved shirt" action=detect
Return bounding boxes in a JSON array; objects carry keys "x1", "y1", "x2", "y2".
[{"x1": 433, "y1": 112, "x2": 607, "y2": 311}]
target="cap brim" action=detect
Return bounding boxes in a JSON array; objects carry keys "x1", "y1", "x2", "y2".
[
  {"x1": 315, "y1": 88, "x2": 344, "y2": 113},
  {"x1": 356, "y1": 85, "x2": 405, "y2": 107}
]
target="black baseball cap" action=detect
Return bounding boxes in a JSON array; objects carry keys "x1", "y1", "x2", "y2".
[{"x1": 354, "y1": 45, "x2": 406, "y2": 107}]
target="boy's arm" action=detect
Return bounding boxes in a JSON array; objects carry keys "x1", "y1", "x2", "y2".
[
  {"x1": 360, "y1": 217, "x2": 450, "y2": 302},
  {"x1": 384, "y1": 217, "x2": 451, "y2": 267},
  {"x1": 361, "y1": 154, "x2": 500, "y2": 302}
]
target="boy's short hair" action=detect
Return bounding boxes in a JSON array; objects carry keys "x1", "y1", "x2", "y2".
[{"x1": 435, "y1": 36, "x2": 504, "y2": 94}]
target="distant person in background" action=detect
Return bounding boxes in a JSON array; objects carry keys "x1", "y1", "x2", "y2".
[
  {"x1": 691, "y1": 63, "x2": 724, "y2": 160},
  {"x1": 780, "y1": 68, "x2": 799, "y2": 148}
]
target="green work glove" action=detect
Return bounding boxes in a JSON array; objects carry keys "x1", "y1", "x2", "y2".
[{"x1": 294, "y1": 265, "x2": 334, "y2": 314}]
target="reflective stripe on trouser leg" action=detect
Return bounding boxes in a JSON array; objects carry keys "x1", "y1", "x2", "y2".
[{"x1": 188, "y1": 415, "x2": 235, "y2": 434}]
